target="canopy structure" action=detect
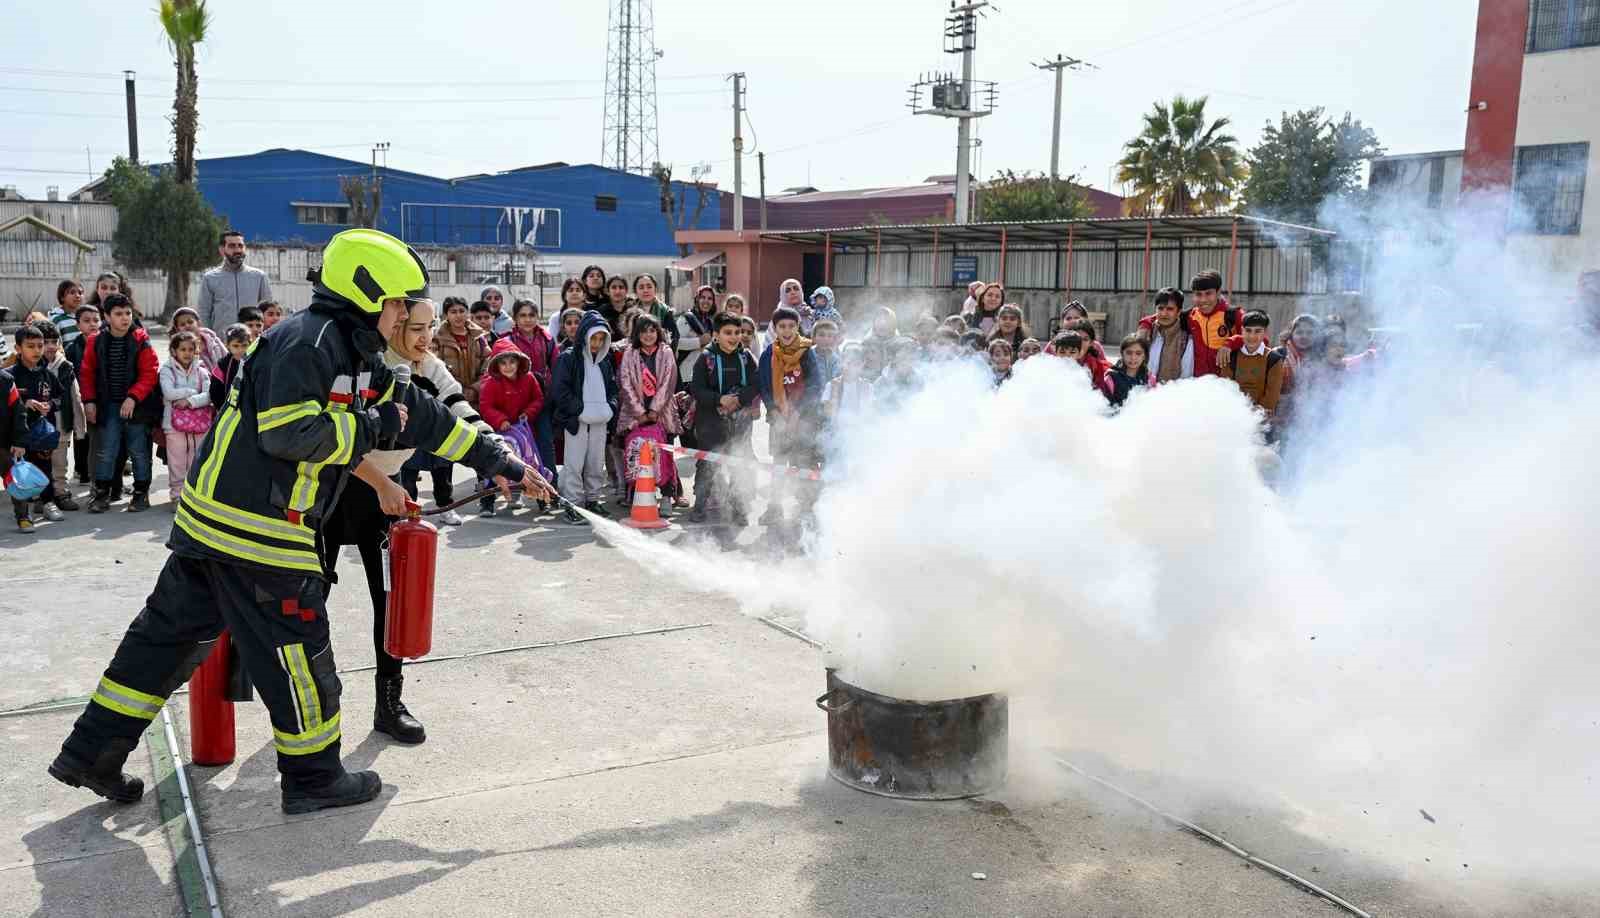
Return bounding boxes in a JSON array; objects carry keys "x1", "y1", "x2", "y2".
[
  {"x1": 669, "y1": 248, "x2": 725, "y2": 272},
  {"x1": 763, "y1": 214, "x2": 1335, "y2": 299}
]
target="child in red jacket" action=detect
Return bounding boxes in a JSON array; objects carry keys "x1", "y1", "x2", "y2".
[
  {"x1": 77, "y1": 294, "x2": 161, "y2": 512},
  {"x1": 476, "y1": 338, "x2": 544, "y2": 517}
]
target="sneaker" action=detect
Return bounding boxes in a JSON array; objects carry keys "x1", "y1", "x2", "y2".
[
  {"x1": 760, "y1": 504, "x2": 785, "y2": 525},
  {"x1": 563, "y1": 506, "x2": 588, "y2": 526},
  {"x1": 55, "y1": 493, "x2": 80, "y2": 512},
  {"x1": 585, "y1": 500, "x2": 612, "y2": 520},
  {"x1": 731, "y1": 509, "x2": 750, "y2": 528},
  {"x1": 436, "y1": 509, "x2": 464, "y2": 527},
  {"x1": 479, "y1": 504, "x2": 497, "y2": 518},
  {"x1": 508, "y1": 494, "x2": 523, "y2": 509},
  {"x1": 28, "y1": 504, "x2": 44, "y2": 522},
  {"x1": 685, "y1": 507, "x2": 708, "y2": 524},
  {"x1": 41, "y1": 503, "x2": 65, "y2": 523},
  {"x1": 128, "y1": 492, "x2": 150, "y2": 513},
  {"x1": 16, "y1": 518, "x2": 36, "y2": 534}
]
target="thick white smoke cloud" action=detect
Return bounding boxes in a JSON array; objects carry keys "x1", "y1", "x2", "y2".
[{"x1": 594, "y1": 191, "x2": 1600, "y2": 891}]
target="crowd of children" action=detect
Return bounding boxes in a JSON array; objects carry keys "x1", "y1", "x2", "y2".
[{"x1": 1, "y1": 266, "x2": 1371, "y2": 534}]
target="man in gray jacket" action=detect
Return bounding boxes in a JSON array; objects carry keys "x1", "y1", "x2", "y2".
[{"x1": 197, "y1": 230, "x2": 273, "y2": 331}]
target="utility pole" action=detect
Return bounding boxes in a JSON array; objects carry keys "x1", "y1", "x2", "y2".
[
  {"x1": 730, "y1": 72, "x2": 746, "y2": 237},
  {"x1": 908, "y1": 2, "x2": 996, "y2": 225},
  {"x1": 1033, "y1": 54, "x2": 1089, "y2": 181},
  {"x1": 758, "y1": 151, "x2": 767, "y2": 232},
  {"x1": 951, "y1": 2, "x2": 983, "y2": 224},
  {"x1": 123, "y1": 71, "x2": 138, "y2": 164},
  {"x1": 371, "y1": 142, "x2": 389, "y2": 230}
]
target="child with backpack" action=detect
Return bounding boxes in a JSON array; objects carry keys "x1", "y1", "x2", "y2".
[
  {"x1": 686, "y1": 313, "x2": 760, "y2": 525},
  {"x1": 159, "y1": 330, "x2": 214, "y2": 506},
  {"x1": 4, "y1": 324, "x2": 64, "y2": 530},
  {"x1": 1219, "y1": 310, "x2": 1287, "y2": 425},
  {"x1": 476, "y1": 339, "x2": 546, "y2": 518}
]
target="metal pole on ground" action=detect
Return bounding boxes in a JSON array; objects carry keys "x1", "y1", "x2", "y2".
[
  {"x1": 1064, "y1": 224, "x2": 1075, "y2": 300},
  {"x1": 999, "y1": 227, "x2": 1008, "y2": 288},
  {"x1": 1142, "y1": 218, "x2": 1153, "y2": 308},
  {"x1": 1227, "y1": 217, "x2": 1240, "y2": 301}
]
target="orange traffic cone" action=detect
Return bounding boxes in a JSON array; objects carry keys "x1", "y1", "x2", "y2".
[{"x1": 622, "y1": 439, "x2": 671, "y2": 530}]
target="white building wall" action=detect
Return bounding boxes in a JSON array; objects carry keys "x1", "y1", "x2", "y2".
[{"x1": 1509, "y1": 43, "x2": 1600, "y2": 280}]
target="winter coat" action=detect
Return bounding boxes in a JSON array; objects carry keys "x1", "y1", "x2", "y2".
[
  {"x1": 1220, "y1": 344, "x2": 1287, "y2": 415},
  {"x1": 433, "y1": 321, "x2": 492, "y2": 403},
  {"x1": 550, "y1": 312, "x2": 618, "y2": 435},
  {"x1": 478, "y1": 339, "x2": 545, "y2": 434},
  {"x1": 5, "y1": 359, "x2": 63, "y2": 450},
  {"x1": 505, "y1": 325, "x2": 558, "y2": 396},
  {"x1": 688, "y1": 345, "x2": 759, "y2": 448},
  {"x1": 807, "y1": 286, "x2": 844, "y2": 334},
  {"x1": 617, "y1": 343, "x2": 680, "y2": 436},
  {"x1": 47, "y1": 351, "x2": 85, "y2": 438},
  {"x1": 634, "y1": 298, "x2": 680, "y2": 352},
  {"x1": 1138, "y1": 299, "x2": 1242, "y2": 377},
  {"x1": 1102, "y1": 361, "x2": 1150, "y2": 407},
  {"x1": 757, "y1": 340, "x2": 823, "y2": 417},
  {"x1": 159, "y1": 356, "x2": 213, "y2": 432},
  {"x1": 79, "y1": 326, "x2": 162, "y2": 426}
]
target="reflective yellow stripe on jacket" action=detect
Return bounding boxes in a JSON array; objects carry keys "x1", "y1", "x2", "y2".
[
  {"x1": 435, "y1": 419, "x2": 478, "y2": 463},
  {"x1": 257, "y1": 399, "x2": 321, "y2": 432},
  {"x1": 287, "y1": 410, "x2": 357, "y2": 514},
  {"x1": 174, "y1": 504, "x2": 324, "y2": 574}
]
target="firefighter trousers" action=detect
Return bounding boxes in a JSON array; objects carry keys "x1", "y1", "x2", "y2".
[{"x1": 60, "y1": 554, "x2": 346, "y2": 790}]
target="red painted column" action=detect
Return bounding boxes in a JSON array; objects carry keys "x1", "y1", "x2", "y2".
[{"x1": 1461, "y1": 0, "x2": 1530, "y2": 232}]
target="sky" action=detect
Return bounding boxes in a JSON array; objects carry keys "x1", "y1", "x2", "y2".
[{"x1": 0, "y1": 0, "x2": 1479, "y2": 202}]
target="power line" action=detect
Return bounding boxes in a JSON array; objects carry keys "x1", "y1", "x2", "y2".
[
  {"x1": 0, "y1": 84, "x2": 724, "y2": 105},
  {"x1": 0, "y1": 65, "x2": 727, "y2": 88}
]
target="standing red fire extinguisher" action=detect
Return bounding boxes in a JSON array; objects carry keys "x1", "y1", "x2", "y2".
[
  {"x1": 384, "y1": 501, "x2": 437, "y2": 659},
  {"x1": 189, "y1": 630, "x2": 237, "y2": 766}
]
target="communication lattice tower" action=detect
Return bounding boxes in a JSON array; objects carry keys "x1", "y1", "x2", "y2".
[{"x1": 601, "y1": 0, "x2": 662, "y2": 175}]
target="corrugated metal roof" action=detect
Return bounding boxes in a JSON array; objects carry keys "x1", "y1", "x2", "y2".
[{"x1": 761, "y1": 215, "x2": 1334, "y2": 248}]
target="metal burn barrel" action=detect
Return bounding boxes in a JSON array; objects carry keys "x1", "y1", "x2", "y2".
[{"x1": 816, "y1": 668, "x2": 1008, "y2": 800}]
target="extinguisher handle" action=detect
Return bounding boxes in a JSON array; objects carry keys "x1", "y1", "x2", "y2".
[{"x1": 403, "y1": 498, "x2": 422, "y2": 518}]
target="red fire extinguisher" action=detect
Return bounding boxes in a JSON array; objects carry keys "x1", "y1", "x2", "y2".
[
  {"x1": 384, "y1": 500, "x2": 438, "y2": 659},
  {"x1": 189, "y1": 630, "x2": 236, "y2": 766}
]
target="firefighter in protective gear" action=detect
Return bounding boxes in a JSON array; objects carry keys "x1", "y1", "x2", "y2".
[{"x1": 49, "y1": 228, "x2": 553, "y2": 814}]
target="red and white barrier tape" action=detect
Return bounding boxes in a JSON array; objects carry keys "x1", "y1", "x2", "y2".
[{"x1": 656, "y1": 442, "x2": 823, "y2": 481}]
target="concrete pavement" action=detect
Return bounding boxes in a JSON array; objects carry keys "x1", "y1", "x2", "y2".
[{"x1": 2, "y1": 471, "x2": 1593, "y2": 916}]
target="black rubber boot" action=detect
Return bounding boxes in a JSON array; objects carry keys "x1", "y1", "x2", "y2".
[
  {"x1": 373, "y1": 674, "x2": 426, "y2": 744},
  {"x1": 47, "y1": 741, "x2": 145, "y2": 804},
  {"x1": 128, "y1": 483, "x2": 151, "y2": 513},
  {"x1": 281, "y1": 769, "x2": 382, "y2": 815}
]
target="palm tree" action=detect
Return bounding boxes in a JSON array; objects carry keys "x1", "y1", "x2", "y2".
[
  {"x1": 1116, "y1": 95, "x2": 1246, "y2": 217},
  {"x1": 159, "y1": 0, "x2": 208, "y2": 184},
  {"x1": 158, "y1": 0, "x2": 210, "y2": 317}
]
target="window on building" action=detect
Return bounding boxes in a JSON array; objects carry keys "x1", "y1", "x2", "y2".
[
  {"x1": 594, "y1": 194, "x2": 618, "y2": 213},
  {"x1": 1510, "y1": 143, "x2": 1589, "y2": 235},
  {"x1": 1527, "y1": 0, "x2": 1600, "y2": 53},
  {"x1": 295, "y1": 203, "x2": 351, "y2": 226}
]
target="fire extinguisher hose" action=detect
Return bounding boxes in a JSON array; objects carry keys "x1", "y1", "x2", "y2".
[{"x1": 413, "y1": 483, "x2": 580, "y2": 519}]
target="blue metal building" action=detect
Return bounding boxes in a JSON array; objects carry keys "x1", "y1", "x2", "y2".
[{"x1": 191, "y1": 149, "x2": 721, "y2": 254}]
